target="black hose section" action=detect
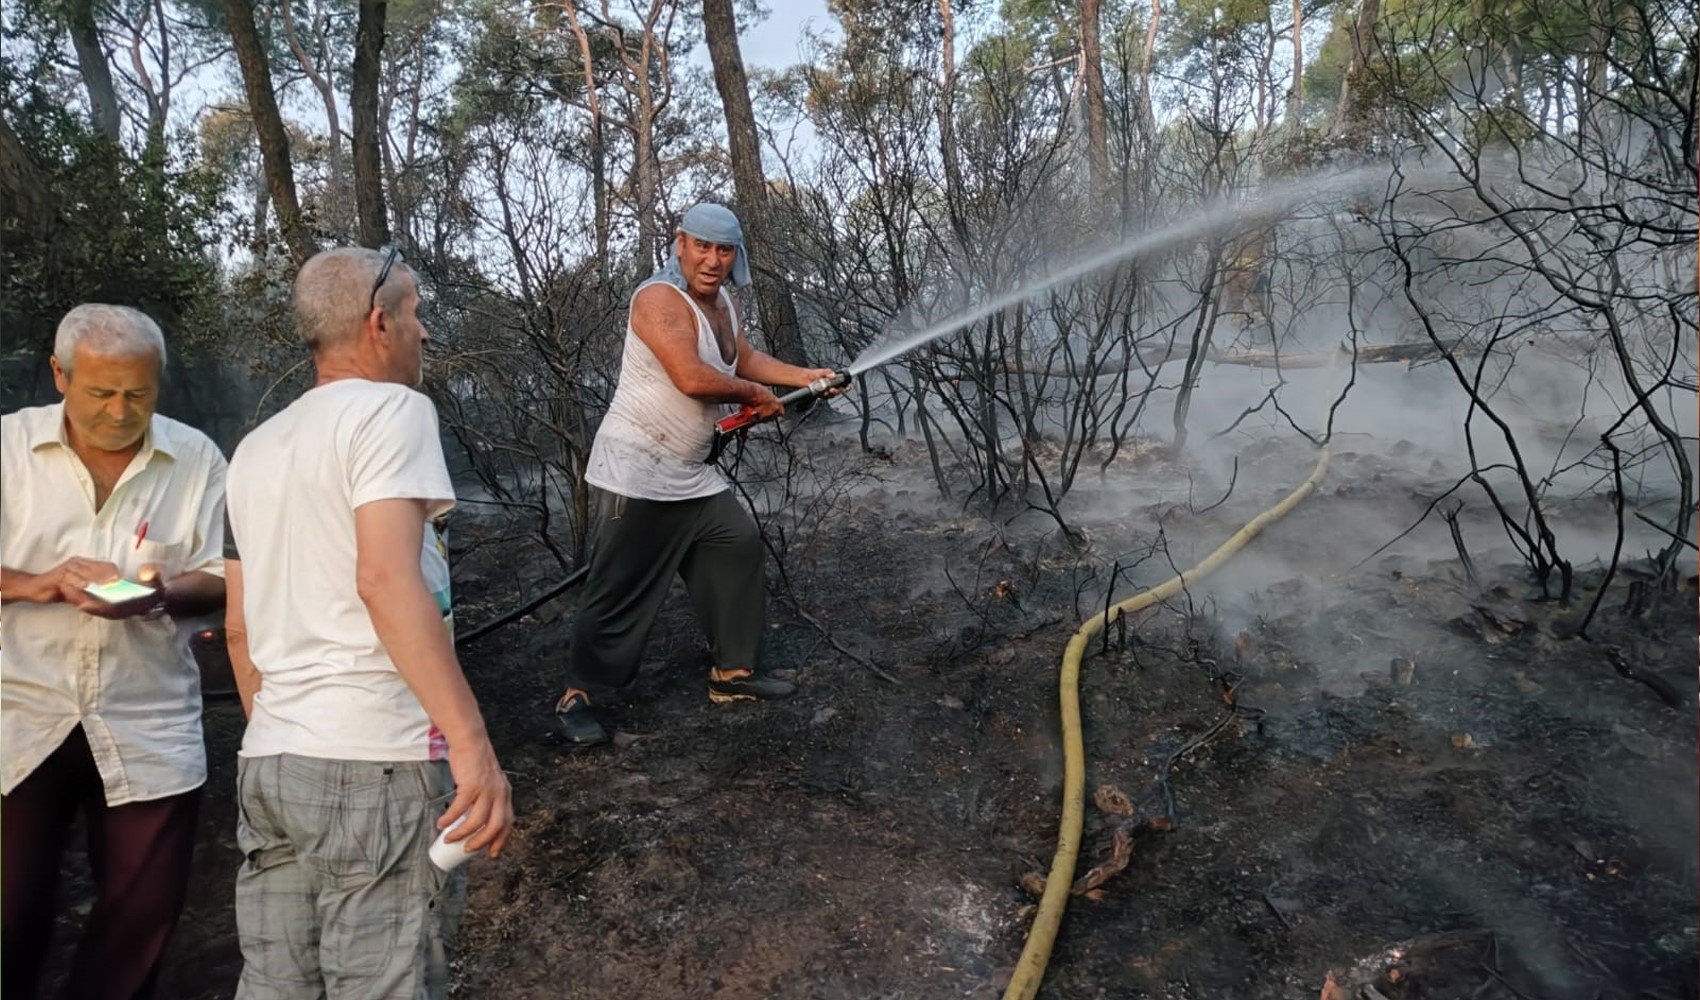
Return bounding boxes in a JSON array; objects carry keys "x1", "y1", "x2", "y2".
[{"x1": 456, "y1": 564, "x2": 590, "y2": 647}]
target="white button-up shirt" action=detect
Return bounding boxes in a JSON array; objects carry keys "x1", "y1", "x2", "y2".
[{"x1": 1, "y1": 403, "x2": 226, "y2": 805}]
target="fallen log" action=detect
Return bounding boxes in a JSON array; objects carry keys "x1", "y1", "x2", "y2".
[
  {"x1": 962, "y1": 341, "x2": 1480, "y2": 381},
  {"x1": 1208, "y1": 341, "x2": 1480, "y2": 369}
]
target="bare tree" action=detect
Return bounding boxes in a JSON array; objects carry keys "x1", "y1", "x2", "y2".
[
  {"x1": 278, "y1": 0, "x2": 346, "y2": 204},
  {"x1": 934, "y1": 0, "x2": 971, "y2": 249},
  {"x1": 376, "y1": 7, "x2": 435, "y2": 248},
  {"x1": 556, "y1": 6, "x2": 613, "y2": 291},
  {"x1": 559, "y1": 0, "x2": 679, "y2": 271},
  {"x1": 1330, "y1": 0, "x2": 1383, "y2": 142},
  {"x1": 351, "y1": 0, "x2": 390, "y2": 247},
  {"x1": 223, "y1": 0, "x2": 316, "y2": 264},
  {"x1": 1079, "y1": 0, "x2": 1109, "y2": 194},
  {"x1": 702, "y1": 0, "x2": 805, "y2": 363},
  {"x1": 1286, "y1": 0, "x2": 1303, "y2": 129},
  {"x1": 66, "y1": 0, "x2": 122, "y2": 142},
  {"x1": 1138, "y1": 0, "x2": 1161, "y2": 136},
  {"x1": 109, "y1": 0, "x2": 170, "y2": 158},
  {"x1": 1359, "y1": 0, "x2": 1696, "y2": 598}
]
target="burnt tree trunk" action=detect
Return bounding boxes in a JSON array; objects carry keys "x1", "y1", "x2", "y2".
[
  {"x1": 561, "y1": 10, "x2": 611, "y2": 293},
  {"x1": 67, "y1": 0, "x2": 122, "y2": 142},
  {"x1": 702, "y1": 0, "x2": 805, "y2": 363},
  {"x1": 1286, "y1": 0, "x2": 1303, "y2": 130},
  {"x1": 1581, "y1": 0, "x2": 1611, "y2": 150},
  {"x1": 589, "y1": 117, "x2": 610, "y2": 285},
  {"x1": 1171, "y1": 247, "x2": 1225, "y2": 452},
  {"x1": 1331, "y1": 0, "x2": 1382, "y2": 140},
  {"x1": 935, "y1": 0, "x2": 970, "y2": 249},
  {"x1": 223, "y1": 0, "x2": 316, "y2": 265},
  {"x1": 1079, "y1": 0, "x2": 1109, "y2": 195},
  {"x1": 351, "y1": 0, "x2": 390, "y2": 248},
  {"x1": 633, "y1": 99, "x2": 659, "y2": 269},
  {"x1": 1139, "y1": 0, "x2": 1161, "y2": 136}
]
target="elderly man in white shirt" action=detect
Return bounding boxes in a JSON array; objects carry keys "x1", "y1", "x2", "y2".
[{"x1": 0, "y1": 304, "x2": 228, "y2": 1000}]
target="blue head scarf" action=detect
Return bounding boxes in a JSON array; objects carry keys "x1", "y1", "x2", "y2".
[{"x1": 652, "y1": 202, "x2": 752, "y2": 290}]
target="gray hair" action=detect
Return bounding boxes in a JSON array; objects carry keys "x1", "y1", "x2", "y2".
[
  {"x1": 293, "y1": 247, "x2": 417, "y2": 352},
  {"x1": 54, "y1": 304, "x2": 167, "y2": 374}
]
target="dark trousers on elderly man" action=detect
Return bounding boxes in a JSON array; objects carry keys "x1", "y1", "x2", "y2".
[
  {"x1": 1, "y1": 725, "x2": 200, "y2": 1000},
  {"x1": 566, "y1": 486, "x2": 766, "y2": 699}
]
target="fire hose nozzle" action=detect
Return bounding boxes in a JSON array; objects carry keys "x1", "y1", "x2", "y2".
[
  {"x1": 707, "y1": 370, "x2": 851, "y2": 463},
  {"x1": 802, "y1": 371, "x2": 853, "y2": 399}
]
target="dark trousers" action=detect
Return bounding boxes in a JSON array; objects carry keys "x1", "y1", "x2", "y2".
[
  {"x1": 567, "y1": 487, "x2": 765, "y2": 699},
  {"x1": 1, "y1": 726, "x2": 201, "y2": 1000}
]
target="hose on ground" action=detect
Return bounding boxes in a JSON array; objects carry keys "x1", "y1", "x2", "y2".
[{"x1": 1002, "y1": 448, "x2": 1331, "y2": 1000}]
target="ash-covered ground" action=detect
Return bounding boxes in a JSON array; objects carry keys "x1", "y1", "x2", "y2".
[{"x1": 39, "y1": 411, "x2": 1693, "y2": 999}]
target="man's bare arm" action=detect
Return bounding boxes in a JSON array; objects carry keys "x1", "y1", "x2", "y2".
[
  {"x1": 631, "y1": 285, "x2": 782, "y2": 415},
  {"x1": 224, "y1": 560, "x2": 261, "y2": 719},
  {"x1": 1, "y1": 564, "x2": 64, "y2": 604},
  {"x1": 355, "y1": 498, "x2": 513, "y2": 857},
  {"x1": 153, "y1": 568, "x2": 225, "y2": 619},
  {"x1": 734, "y1": 329, "x2": 837, "y2": 390},
  {"x1": 2, "y1": 558, "x2": 123, "y2": 605}
]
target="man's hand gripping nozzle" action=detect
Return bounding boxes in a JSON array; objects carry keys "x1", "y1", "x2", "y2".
[{"x1": 706, "y1": 371, "x2": 852, "y2": 464}]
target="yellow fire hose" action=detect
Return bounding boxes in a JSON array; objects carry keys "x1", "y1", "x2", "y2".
[{"x1": 1003, "y1": 448, "x2": 1331, "y2": 1000}]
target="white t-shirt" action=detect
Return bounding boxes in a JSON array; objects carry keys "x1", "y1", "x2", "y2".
[{"x1": 226, "y1": 379, "x2": 454, "y2": 762}]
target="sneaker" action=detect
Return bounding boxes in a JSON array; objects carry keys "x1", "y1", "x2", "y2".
[
  {"x1": 554, "y1": 690, "x2": 610, "y2": 746},
  {"x1": 708, "y1": 670, "x2": 797, "y2": 704}
]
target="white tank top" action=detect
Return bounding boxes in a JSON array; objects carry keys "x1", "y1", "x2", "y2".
[{"x1": 584, "y1": 280, "x2": 739, "y2": 501}]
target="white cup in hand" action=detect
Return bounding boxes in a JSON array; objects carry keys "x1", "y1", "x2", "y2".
[{"x1": 429, "y1": 815, "x2": 484, "y2": 872}]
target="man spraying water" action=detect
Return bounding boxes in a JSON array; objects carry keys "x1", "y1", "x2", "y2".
[{"x1": 554, "y1": 203, "x2": 844, "y2": 746}]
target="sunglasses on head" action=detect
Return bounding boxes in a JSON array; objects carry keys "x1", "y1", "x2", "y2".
[{"x1": 369, "y1": 245, "x2": 402, "y2": 314}]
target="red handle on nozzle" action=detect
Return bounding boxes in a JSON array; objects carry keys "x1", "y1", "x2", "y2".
[
  {"x1": 716, "y1": 406, "x2": 763, "y2": 436},
  {"x1": 706, "y1": 371, "x2": 850, "y2": 464},
  {"x1": 714, "y1": 372, "x2": 848, "y2": 436}
]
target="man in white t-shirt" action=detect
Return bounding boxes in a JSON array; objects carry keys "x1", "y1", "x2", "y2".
[{"x1": 224, "y1": 247, "x2": 512, "y2": 999}]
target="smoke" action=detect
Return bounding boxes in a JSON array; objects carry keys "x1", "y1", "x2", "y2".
[{"x1": 823, "y1": 150, "x2": 1691, "y2": 576}]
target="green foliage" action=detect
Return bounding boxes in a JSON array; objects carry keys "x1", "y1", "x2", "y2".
[
  {"x1": 1, "y1": 99, "x2": 227, "y2": 385},
  {"x1": 1305, "y1": 9, "x2": 1357, "y2": 103},
  {"x1": 1161, "y1": 0, "x2": 1279, "y2": 87},
  {"x1": 996, "y1": 0, "x2": 1079, "y2": 60}
]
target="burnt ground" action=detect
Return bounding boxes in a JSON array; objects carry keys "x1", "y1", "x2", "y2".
[{"x1": 40, "y1": 437, "x2": 1698, "y2": 999}]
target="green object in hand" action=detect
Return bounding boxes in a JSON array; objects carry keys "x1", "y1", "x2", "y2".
[{"x1": 84, "y1": 578, "x2": 157, "y2": 603}]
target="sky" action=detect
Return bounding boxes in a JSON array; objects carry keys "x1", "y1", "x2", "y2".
[
  {"x1": 684, "y1": 0, "x2": 840, "y2": 163},
  {"x1": 719, "y1": 0, "x2": 837, "y2": 70}
]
